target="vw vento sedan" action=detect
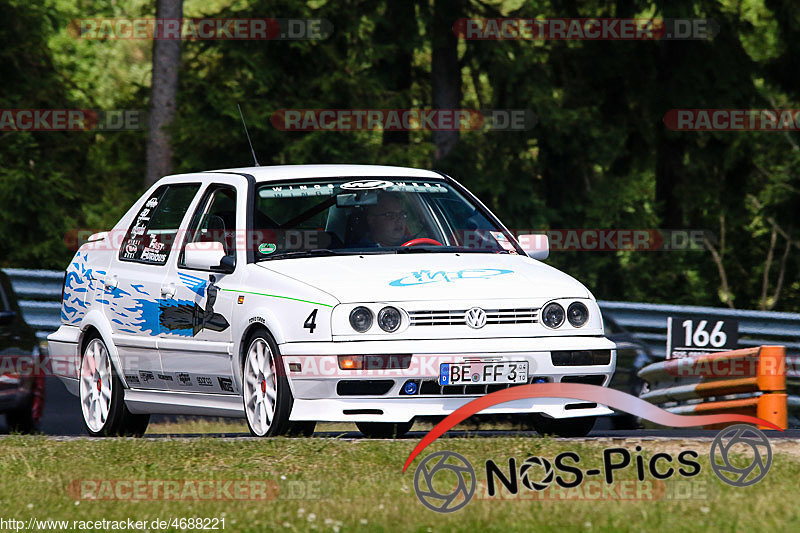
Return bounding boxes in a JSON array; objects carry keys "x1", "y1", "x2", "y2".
[{"x1": 48, "y1": 165, "x2": 616, "y2": 437}]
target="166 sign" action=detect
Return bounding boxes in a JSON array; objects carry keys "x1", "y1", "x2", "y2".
[{"x1": 666, "y1": 316, "x2": 738, "y2": 359}]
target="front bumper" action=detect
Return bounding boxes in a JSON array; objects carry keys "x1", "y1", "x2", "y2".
[{"x1": 282, "y1": 335, "x2": 616, "y2": 422}]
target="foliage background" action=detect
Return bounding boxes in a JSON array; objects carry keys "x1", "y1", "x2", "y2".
[{"x1": 1, "y1": 0, "x2": 799, "y2": 311}]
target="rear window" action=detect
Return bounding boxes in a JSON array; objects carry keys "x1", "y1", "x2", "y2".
[{"x1": 120, "y1": 183, "x2": 200, "y2": 265}]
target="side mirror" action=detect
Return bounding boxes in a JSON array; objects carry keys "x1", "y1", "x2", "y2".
[
  {"x1": 184, "y1": 241, "x2": 232, "y2": 272},
  {"x1": 517, "y1": 234, "x2": 549, "y2": 260}
]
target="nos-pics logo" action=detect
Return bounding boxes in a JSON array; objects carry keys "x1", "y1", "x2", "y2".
[{"x1": 413, "y1": 425, "x2": 772, "y2": 513}]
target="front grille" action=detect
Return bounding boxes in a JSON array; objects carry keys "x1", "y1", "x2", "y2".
[{"x1": 408, "y1": 308, "x2": 539, "y2": 326}]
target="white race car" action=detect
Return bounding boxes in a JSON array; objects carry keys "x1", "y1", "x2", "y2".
[{"x1": 48, "y1": 164, "x2": 616, "y2": 437}]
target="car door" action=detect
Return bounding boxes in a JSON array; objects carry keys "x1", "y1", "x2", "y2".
[
  {"x1": 159, "y1": 178, "x2": 244, "y2": 394},
  {"x1": 104, "y1": 182, "x2": 201, "y2": 390}
]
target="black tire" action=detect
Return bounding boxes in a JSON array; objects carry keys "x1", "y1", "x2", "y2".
[
  {"x1": 80, "y1": 334, "x2": 149, "y2": 437},
  {"x1": 356, "y1": 421, "x2": 413, "y2": 438},
  {"x1": 285, "y1": 421, "x2": 316, "y2": 437},
  {"x1": 531, "y1": 415, "x2": 596, "y2": 438},
  {"x1": 120, "y1": 412, "x2": 151, "y2": 437},
  {"x1": 5, "y1": 401, "x2": 37, "y2": 434},
  {"x1": 241, "y1": 328, "x2": 294, "y2": 437}
]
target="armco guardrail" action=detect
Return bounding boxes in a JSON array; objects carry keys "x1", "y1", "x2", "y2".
[
  {"x1": 638, "y1": 346, "x2": 788, "y2": 429},
  {"x1": 2, "y1": 268, "x2": 64, "y2": 340},
  {"x1": 599, "y1": 300, "x2": 800, "y2": 358}
]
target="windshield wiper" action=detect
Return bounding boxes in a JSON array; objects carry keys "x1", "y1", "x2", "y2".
[
  {"x1": 257, "y1": 249, "x2": 392, "y2": 261},
  {"x1": 395, "y1": 246, "x2": 509, "y2": 254},
  {"x1": 257, "y1": 249, "x2": 342, "y2": 260}
]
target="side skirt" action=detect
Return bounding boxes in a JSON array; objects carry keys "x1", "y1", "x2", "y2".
[{"x1": 124, "y1": 389, "x2": 245, "y2": 417}]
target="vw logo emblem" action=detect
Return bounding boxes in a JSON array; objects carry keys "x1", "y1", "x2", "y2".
[{"x1": 464, "y1": 307, "x2": 487, "y2": 329}]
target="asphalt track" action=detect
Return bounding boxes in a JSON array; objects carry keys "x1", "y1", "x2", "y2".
[{"x1": 3, "y1": 377, "x2": 800, "y2": 439}]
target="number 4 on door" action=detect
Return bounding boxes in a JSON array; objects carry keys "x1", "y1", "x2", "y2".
[{"x1": 304, "y1": 309, "x2": 318, "y2": 334}]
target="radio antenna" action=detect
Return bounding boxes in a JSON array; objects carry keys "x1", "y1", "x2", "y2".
[{"x1": 237, "y1": 103, "x2": 260, "y2": 167}]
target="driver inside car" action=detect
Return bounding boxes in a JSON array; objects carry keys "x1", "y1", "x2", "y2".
[{"x1": 355, "y1": 192, "x2": 411, "y2": 247}]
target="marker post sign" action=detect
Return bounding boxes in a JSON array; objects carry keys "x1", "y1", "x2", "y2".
[{"x1": 666, "y1": 316, "x2": 738, "y2": 359}]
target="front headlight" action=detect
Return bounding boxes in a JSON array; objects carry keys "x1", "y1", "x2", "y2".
[
  {"x1": 541, "y1": 302, "x2": 565, "y2": 329},
  {"x1": 567, "y1": 302, "x2": 589, "y2": 327},
  {"x1": 349, "y1": 306, "x2": 373, "y2": 332},
  {"x1": 378, "y1": 306, "x2": 402, "y2": 332}
]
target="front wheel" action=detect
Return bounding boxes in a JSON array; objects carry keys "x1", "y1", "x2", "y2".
[
  {"x1": 79, "y1": 336, "x2": 149, "y2": 437},
  {"x1": 242, "y1": 331, "x2": 293, "y2": 437},
  {"x1": 356, "y1": 421, "x2": 413, "y2": 438},
  {"x1": 530, "y1": 415, "x2": 596, "y2": 438}
]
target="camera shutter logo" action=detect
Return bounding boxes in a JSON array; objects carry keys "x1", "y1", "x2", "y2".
[
  {"x1": 465, "y1": 307, "x2": 487, "y2": 329},
  {"x1": 413, "y1": 451, "x2": 476, "y2": 513},
  {"x1": 520, "y1": 456, "x2": 554, "y2": 491},
  {"x1": 710, "y1": 424, "x2": 772, "y2": 487}
]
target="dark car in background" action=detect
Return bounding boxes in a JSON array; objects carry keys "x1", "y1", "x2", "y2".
[
  {"x1": 0, "y1": 270, "x2": 44, "y2": 432},
  {"x1": 604, "y1": 315, "x2": 655, "y2": 428}
]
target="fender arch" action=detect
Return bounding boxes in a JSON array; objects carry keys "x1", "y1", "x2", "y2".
[{"x1": 78, "y1": 309, "x2": 129, "y2": 389}]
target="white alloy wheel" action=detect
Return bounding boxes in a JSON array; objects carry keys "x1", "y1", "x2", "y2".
[
  {"x1": 80, "y1": 338, "x2": 113, "y2": 433},
  {"x1": 244, "y1": 337, "x2": 279, "y2": 436}
]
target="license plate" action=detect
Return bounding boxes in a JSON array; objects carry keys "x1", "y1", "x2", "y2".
[{"x1": 439, "y1": 362, "x2": 528, "y2": 386}]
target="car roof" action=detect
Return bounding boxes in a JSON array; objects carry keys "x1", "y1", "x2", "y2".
[{"x1": 197, "y1": 164, "x2": 444, "y2": 183}]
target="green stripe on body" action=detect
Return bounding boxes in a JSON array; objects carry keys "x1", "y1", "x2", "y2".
[{"x1": 220, "y1": 288, "x2": 335, "y2": 307}]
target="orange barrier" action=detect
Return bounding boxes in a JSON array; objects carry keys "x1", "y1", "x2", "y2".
[{"x1": 638, "y1": 345, "x2": 787, "y2": 430}]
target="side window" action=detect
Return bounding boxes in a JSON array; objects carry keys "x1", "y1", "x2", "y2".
[
  {"x1": 179, "y1": 186, "x2": 238, "y2": 269},
  {"x1": 119, "y1": 183, "x2": 201, "y2": 265}
]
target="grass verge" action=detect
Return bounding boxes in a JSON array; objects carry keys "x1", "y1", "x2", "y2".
[{"x1": 1, "y1": 429, "x2": 798, "y2": 532}]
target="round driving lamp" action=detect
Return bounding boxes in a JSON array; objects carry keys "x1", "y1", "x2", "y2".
[
  {"x1": 567, "y1": 302, "x2": 589, "y2": 327},
  {"x1": 378, "y1": 306, "x2": 402, "y2": 332},
  {"x1": 541, "y1": 303, "x2": 566, "y2": 329},
  {"x1": 349, "y1": 306, "x2": 373, "y2": 332}
]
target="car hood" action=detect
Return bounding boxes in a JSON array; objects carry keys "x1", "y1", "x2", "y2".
[{"x1": 256, "y1": 253, "x2": 590, "y2": 303}]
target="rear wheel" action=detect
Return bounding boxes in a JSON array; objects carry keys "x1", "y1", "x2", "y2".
[
  {"x1": 242, "y1": 330, "x2": 293, "y2": 437},
  {"x1": 356, "y1": 421, "x2": 413, "y2": 438},
  {"x1": 531, "y1": 415, "x2": 596, "y2": 438},
  {"x1": 79, "y1": 335, "x2": 149, "y2": 437}
]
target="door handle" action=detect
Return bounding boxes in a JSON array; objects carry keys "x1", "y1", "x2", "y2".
[
  {"x1": 104, "y1": 275, "x2": 118, "y2": 291},
  {"x1": 161, "y1": 283, "x2": 176, "y2": 299}
]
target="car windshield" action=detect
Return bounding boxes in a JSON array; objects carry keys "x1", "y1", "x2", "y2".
[{"x1": 252, "y1": 177, "x2": 519, "y2": 259}]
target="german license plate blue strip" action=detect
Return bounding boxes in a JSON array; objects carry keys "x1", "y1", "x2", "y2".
[{"x1": 439, "y1": 363, "x2": 450, "y2": 385}]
